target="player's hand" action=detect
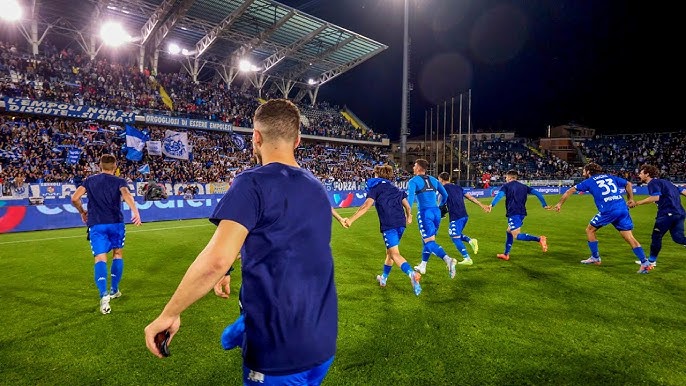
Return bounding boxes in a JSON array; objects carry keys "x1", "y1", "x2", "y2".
[
  {"x1": 628, "y1": 200, "x2": 637, "y2": 208},
  {"x1": 551, "y1": 203, "x2": 562, "y2": 212},
  {"x1": 484, "y1": 205, "x2": 492, "y2": 213},
  {"x1": 145, "y1": 314, "x2": 180, "y2": 358},
  {"x1": 213, "y1": 275, "x2": 231, "y2": 298},
  {"x1": 342, "y1": 218, "x2": 351, "y2": 228},
  {"x1": 131, "y1": 211, "x2": 142, "y2": 226},
  {"x1": 80, "y1": 211, "x2": 88, "y2": 224},
  {"x1": 406, "y1": 215, "x2": 412, "y2": 225}
]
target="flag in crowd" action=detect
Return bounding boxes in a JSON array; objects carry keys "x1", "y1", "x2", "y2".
[
  {"x1": 162, "y1": 130, "x2": 189, "y2": 160},
  {"x1": 125, "y1": 124, "x2": 149, "y2": 162},
  {"x1": 138, "y1": 164, "x2": 151, "y2": 174},
  {"x1": 146, "y1": 140, "x2": 162, "y2": 156},
  {"x1": 66, "y1": 148, "x2": 82, "y2": 165}
]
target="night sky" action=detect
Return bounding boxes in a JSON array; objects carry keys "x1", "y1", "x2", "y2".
[{"x1": 280, "y1": 0, "x2": 685, "y2": 140}]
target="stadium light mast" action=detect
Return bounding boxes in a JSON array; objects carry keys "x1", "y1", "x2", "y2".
[{"x1": 400, "y1": 0, "x2": 410, "y2": 172}]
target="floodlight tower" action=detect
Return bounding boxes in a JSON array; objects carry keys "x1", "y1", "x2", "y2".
[{"x1": 400, "y1": 0, "x2": 410, "y2": 172}]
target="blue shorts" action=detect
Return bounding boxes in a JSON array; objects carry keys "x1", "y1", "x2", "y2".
[
  {"x1": 382, "y1": 227, "x2": 405, "y2": 248},
  {"x1": 589, "y1": 210, "x2": 633, "y2": 231},
  {"x1": 507, "y1": 215, "x2": 525, "y2": 231},
  {"x1": 89, "y1": 223, "x2": 125, "y2": 256},
  {"x1": 417, "y1": 207, "x2": 441, "y2": 239},
  {"x1": 448, "y1": 217, "x2": 469, "y2": 237},
  {"x1": 243, "y1": 356, "x2": 334, "y2": 386}
]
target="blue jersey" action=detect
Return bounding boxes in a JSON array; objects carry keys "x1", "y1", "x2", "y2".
[
  {"x1": 492, "y1": 180, "x2": 547, "y2": 217},
  {"x1": 366, "y1": 178, "x2": 407, "y2": 232},
  {"x1": 647, "y1": 178, "x2": 686, "y2": 218},
  {"x1": 576, "y1": 174, "x2": 629, "y2": 214},
  {"x1": 209, "y1": 163, "x2": 337, "y2": 375},
  {"x1": 81, "y1": 173, "x2": 128, "y2": 227},
  {"x1": 407, "y1": 174, "x2": 448, "y2": 209},
  {"x1": 443, "y1": 183, "x2": 468, "y2": 221}
]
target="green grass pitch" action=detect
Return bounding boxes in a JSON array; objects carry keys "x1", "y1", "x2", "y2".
[{"x1": 1, "y1": 194, "x2": 685, "y2": 385}]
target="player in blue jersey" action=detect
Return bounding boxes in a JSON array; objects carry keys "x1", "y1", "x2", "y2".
[
  {"x1": 145, "y1": 99, "x2": 337, "y2": 386},
  {"x1": 628, "y1": 164, "x2": 686, "y2": 272},
  {"x1": 71, "y1": 154, "x2": 142, "y2": 315},
  {"x1": 487, "y1": 170, "x2": 549, "y2": 261},
  {"x1": 438, "y1": 172, "x2": 488, "y2": 266},
  {"x1": 345, "y1": 164, "x2": 422, "y2": 295},
  {"x1": 406, "y1": 159, "x2": 457, "y2": 278},
  {"x1": 552, "y1": 162, "x2": 649, "y2": 272}
]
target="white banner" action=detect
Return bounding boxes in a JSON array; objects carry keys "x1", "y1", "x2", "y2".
[
  {"x1": 162, "y1": 130, "x2": 189, "y2": 160},
  {"x1": 147, "y1": 140, "x2": 162, "y2": 156}
]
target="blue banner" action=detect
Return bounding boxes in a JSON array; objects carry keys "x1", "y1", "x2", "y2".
[
  {"x1": 144, "y1": 114, "x2": 233, "y2": 132},
  {"x1": 3, "y1": 97, "x2": 135, "y2": 123}
]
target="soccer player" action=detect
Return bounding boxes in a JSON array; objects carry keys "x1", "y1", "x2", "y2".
[
  {"x1": 407, "y1": 159, "x2": 457, "y2": 278},
  {"x1": 628, "y1": 164, "x2": 686, "y2": 271},
  {"x1": 438, "y1": 172, "x2": 488, "y2": 266},
  {"x1": 145, "y1": 99, "x2": 337, "y2": 386},
  {"x1": 71, "y1": 154, "x2": 142, "y2": 315},
  {"x1": 487, "y1": 170, "x2": 549, "y2": 261},
  {"x1": 345, "y1": 164, "x2": 422, "y2": 296},
  {"x1": 552, "y1": 162, "x2": 649, "y2": 272}
]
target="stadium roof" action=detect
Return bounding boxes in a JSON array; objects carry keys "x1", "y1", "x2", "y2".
[{"x1": 29, "y1": 0, "x2": 388, "y2": 89}]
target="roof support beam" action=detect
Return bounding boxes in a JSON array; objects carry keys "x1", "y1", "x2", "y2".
[
  {"x1": 194, "y1": 0, "x2": 255, "y2": 58},
  {"x1": 149, "y1": 0, "x2": 196, "y2": 51},
  {"x1": 139, "y1": 0, "x2": 177, "y2": 46},
  {"x1": 284, "y1": 35, "x2": 355, "y2": 81},
  {"x1": 231, "y1": 9, "x2": 295, "y2": 61},
  {"x1": 315, "y1": 46, "x2": 386, "y2": 86},
  {"x1": 260, "y1": 24, "x2": 326, "y2": 73}
]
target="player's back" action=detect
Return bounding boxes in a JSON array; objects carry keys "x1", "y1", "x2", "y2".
[
  {"x1": 409, "y1": 175, "x2": 439, "y2": 209},
  {"x1": 501, "y1": 180, "x2": 530, "y2": 217},
  {"x1": 82, "y1": 173, "x2": 127, "y2": 227},
  {"x1": 576, "y1": 174, "x2": 628, "y2": 213},
  {"x1": 444, "y1": 183, "x2": 468, "y2": 220},
  {"x1": 215, "y1": 163, "x2": 337, "y2": 374},
  {"x1": 367, "y1": 178, "x2": 406, "y2": 231},
  {"x1": 649, "y1": 178, "x2": 686, "y2": 217}
]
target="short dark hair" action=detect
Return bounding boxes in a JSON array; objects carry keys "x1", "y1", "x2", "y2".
[
  {"x1": 438, "y1": 172, "x2": 450, "y2": 182},
  {"x1": 253, "y1": 99, "x2": 300, "y2": 143},
  {"x1": 640, "y1": 164, "x2": 660, "y2": 178},
  {"x1": 415, "y1": 159, "x2": 429, "y2": 171},
  {"x1": 584, "y1": 163, "x2": 603, "y2": 176},
  {"x1": 100, "y1": 154, "x2": 116, "y2": 171},
  {"x1": 506, "y1": 170, "x2": 518, "y2": 178}
]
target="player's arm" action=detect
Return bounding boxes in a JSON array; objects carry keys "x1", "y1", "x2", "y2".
[
  {"x1": 529, "y1": 188, "x2": 549, "y2": 208},
  {"x1": 71, "y1": 186, "x2": 88, "y2": 223},
  {"x1": 435, "y1": 179, "x2": 448, "y2": 206},
  {"x1": 553, "y1": 186, "x2": 577, "y2": 211},
  {"x1": 633, "y1": 195, "x2": 660, "y2": 207},
  {"x1": 402, "y1": 197, "x2": 412, "y2": 224},
  {"x1": 489, "y1": 190, "x2": 505, "y2": 208},
  {"x1": 465, "y1": 193, "x2": 488, "y2": 211},
  {"x1": 681, "y1": 187, "x2": 686, "y2": 197},
  {"x1": 406, "y1": 178, "x2": 417, "y2": 208},
  {"x1": 120, "y1": 186, "x2": 141, "y2": 226},
  {"x1": 624, "y1": 181, "x2": 634, "y2": 202},
  {"x1": 331, "y1": 207, "x2": 348, "y2": 228},
  {"x1": 347, "y1": 198, "x2": 374, "y2": 227},
  {"x1": 145, "y1": 220, "x2": 246, "y2": 358}
]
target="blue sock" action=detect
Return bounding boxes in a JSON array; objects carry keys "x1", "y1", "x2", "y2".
[
  {"x1": 94, "y1": 261, "x2": 108, "y2": 298},
  {"x1": 422, "y1": 245, "x2": 431, "y2": 263},
  {"x1": 461, "y1": 235, "x2": 471, "y2": 242},
  {"x1": 648, "y1": 256, "x2": 657, "y2": 263},
  {"x1": 110, "y1": 258, "x2": 123, "y2": 292},
  {"x1": 382, "y1": 264, "x2": 392, "y2": 277},
  {"x1": 451, "y1": 237, "x2": 469, "y2": 258},
  {"x1": 588, "y1": 241, "x2": 599, "y2": 258},
  {"x1": 425, "y1": 241, "x2": 447, "y2": 258},
  {"x1": 505, "y1": 232, "x2": 514, "y2": 254},
  {"x1": 632, "y1": 247, "x2": 647, "y2": 263},
  {"x1": 400, "y1": 262, "x2": 413, "y2": 276},
  {"x1": 516, "y1": 233, "x2": 540, "y2": 242}
]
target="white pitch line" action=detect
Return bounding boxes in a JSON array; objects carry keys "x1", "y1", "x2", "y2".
[{"x1": 0, "y1": 223, "x2": 213, "y2": 245}]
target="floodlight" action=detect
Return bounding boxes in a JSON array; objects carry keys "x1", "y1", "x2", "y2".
[
  {"x1": 181, "y1": 48, "x2": 192, "y2": 56},
  {"x1": 168, "y1": 43, "x2": 181, "y2": 55},
  {"x1": 308, "y1": 78, "x2": 317, "y2": 85},
  {"x1": 239, "y1": 59, "x2": 253, "y2": 72},
  {"x1": 0, "y1": 0, "x2": 22, "y2": 22},
  {"x1": 100, "y1": 22, "x2": 131, "y2": 47}
]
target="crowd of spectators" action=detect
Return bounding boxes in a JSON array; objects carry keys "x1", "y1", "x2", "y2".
[{"x1": 0, "y1": 40, "x2": 385, "y2": 142}]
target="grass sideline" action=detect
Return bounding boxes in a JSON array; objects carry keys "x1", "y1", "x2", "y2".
[{"x1": 1, "y1": 194, "x2": 685, "y2": 385}]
